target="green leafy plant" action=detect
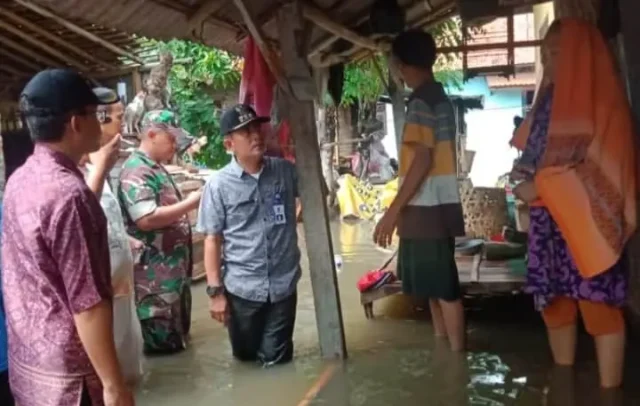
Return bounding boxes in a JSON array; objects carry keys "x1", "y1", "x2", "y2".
[
  {"x1": 339, "y1": 19, "x2": 467, "y2": 107},
  {"x1": 148, "y1": 39, "x2": 242, "y2": 168}
]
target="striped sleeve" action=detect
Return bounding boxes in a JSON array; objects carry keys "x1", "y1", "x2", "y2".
[{"x1": 404, "y1": 98, "x2": 436, "y2": 148}]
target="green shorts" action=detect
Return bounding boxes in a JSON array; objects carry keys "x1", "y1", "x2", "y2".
[{"x1": 397, "y1": 237, "x2": 461, "y2": 301}]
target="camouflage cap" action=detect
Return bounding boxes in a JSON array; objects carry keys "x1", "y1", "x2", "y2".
[
  {"x1": 141, "y1": 109, "x2": 194, "y2": 152},
  {"x1": 141, "y1": 109, "x2": 180, "y2": 129}
]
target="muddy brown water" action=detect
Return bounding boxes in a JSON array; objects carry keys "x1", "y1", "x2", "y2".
[{"x1": 136, "y1": 221, "x2": 640, "y2": 406}]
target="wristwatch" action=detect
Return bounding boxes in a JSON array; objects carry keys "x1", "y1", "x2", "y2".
[{"x1": 206, "y1": 285, "x2": 225, "y2": 298}]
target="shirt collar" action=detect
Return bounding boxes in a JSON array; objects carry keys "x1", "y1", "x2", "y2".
[
  {"x1": 133, "y1": 148, "x2": 160, "y2": 168},
  {"x1": 229, "y1": 157, "x2": 269, "y2": 178},
  {"x1": 34, "y1": 144, "x2": 84, "y2": 178}
]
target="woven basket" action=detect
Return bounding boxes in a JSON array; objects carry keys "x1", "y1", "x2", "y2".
[{"x1": 460, "y1": 179, "x2": 510, "y2": 239}]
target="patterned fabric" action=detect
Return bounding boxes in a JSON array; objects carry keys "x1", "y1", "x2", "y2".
[
  {"x1": 2, "y1": 145, "x2": 111, "y2": 406},
  {"x1": 523, "y1": 89, "x2": 627, "y2": 311},
  {"x1": 397, "y1": 81, "x2": 465, "y2": 239},
  {"x1": 512, "y1": 19, "x2": 636, "y2": 279},
  {"x1": 196, "y1": 157, "x2": 301, "y2": 303},
  {"x1": 118, "y1": 149, "x2": 193, "y2": 353}
]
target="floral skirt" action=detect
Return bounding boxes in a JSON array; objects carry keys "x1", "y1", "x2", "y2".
[{"x1": 524, "y1": 207, "x2": 627, "y2": 311}]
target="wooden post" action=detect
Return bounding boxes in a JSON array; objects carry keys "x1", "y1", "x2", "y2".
[
  {"x1": 617, "y1": 0, "x2": 640, "y2": 324},
  {"x1": 277, "y1": 1, "x2": 347, "y2": 360},
  {"x1": 132, "y1": 69, "x2": 143, "y2": 94},
  {"x1": 387, "y1": 61, "x2": 405, "y2": 152}
]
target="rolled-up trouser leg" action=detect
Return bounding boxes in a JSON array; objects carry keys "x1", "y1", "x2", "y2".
[{"x1": 258, "y1": 292, "x2": 297, "y2": 367}]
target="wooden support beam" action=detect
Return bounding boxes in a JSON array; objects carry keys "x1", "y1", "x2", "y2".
[
  {"x1": 132, "y1": 69, "x2": 143, "y2": 94},
  {"x1": 0, "y1": 65, "x2": 29, "y2": 78},
  {"x1": 232, "y1": 0, "x2": 289, "y2": 93},
  {"x1": 439, "y1": 39, "x2": 542, "y2": 54},
  {"x1": 0, "y1": 47, "x2": 42, "y2": 72},
  {"x1": 0, "y1": 19, "x2": 90, "y2": 71},
  {"x1": 0, "y1": 6, "x2": 115, "y2": 69},
  {"x1": 151, "y1": 0, "x2": 239, "y2": 34},
  {"x1": 14, "y1": 0, "x2": 145, "y2": 65},
  {"x1": 307, "y1": 12, "x2": 370, "y2": 59},
  {"x1": 618, "y1": 0, "x2": 640, "y2": 323},
  {"x1": 388, "y1": 60, "x2": 405, "y2": 153},
  {"x1": 0, "y1": 34, "x2": 61, "y2": 68},
  {"x1": 187, "y1": 0, "x2": 227, "y2": 32},
  {"x1": 302, "y1": 3, "x2": 379, "y2": 52},
  {"x1": 277, "y1": 1, "x2": 347, "y2": 360}
]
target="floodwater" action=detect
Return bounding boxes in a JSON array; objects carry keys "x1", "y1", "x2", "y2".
[{"x1": 136, "y1": 221, "x2": 640, "y2": 406}]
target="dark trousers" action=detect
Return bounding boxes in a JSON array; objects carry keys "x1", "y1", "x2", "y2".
[
  {"x1": 227, "y1": 292, "x2": 297, "y2": 367},
  {"x1": 0, "y1": 370, "x2": 14, "y2": 406}
]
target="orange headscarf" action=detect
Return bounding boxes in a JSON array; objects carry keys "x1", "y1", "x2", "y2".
[{"x1": 512, "y1": 19, "x2": 636, "y2": 279}]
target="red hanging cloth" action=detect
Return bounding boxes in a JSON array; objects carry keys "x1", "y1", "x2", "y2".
[{"x1": 238, "y1": 36, "x2": 294, "y2": 162}]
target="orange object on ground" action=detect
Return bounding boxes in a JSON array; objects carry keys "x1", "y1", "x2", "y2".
[
  {"x1": 511, "y1": 19, "x2": 636, "y2": 279},
  {"x1": 541, "y1": 296, "x2": 624, "y2": 336}
]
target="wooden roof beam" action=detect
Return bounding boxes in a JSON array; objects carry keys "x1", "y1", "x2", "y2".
[
  {"x1": 0, "y1": 65, "x2": 29, "y2": 78},
  {"x1": 0, "y1": 19, "x2": 90, "y2": 70},
  {"x1": 301, "y1": 4, "x2": 379, "y2": 52},
  {"x1": 0, "y1": 6, "x2": 115, "y2": 69},
  {"x1": 232, "y1": 0, "x2": 288, "y2": 92},
  {"x1": 307, "y1": 0, "x2": 431, "y2": 60},
  {"x1": 14, "y1": 0, "x2": 145, "y2": 65},
  {"x1": 0, "y1": 47, "x2": 42, "y2": 72},
  {"x1": 187, "y1": 0, "x2": 227, "y2": 32},
  {"x1": 0, "y1": 34, "x2": 61, "y2": 67}
]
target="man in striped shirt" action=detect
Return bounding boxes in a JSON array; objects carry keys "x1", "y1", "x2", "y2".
[{"x1": 374, "y1": 29, "x2": 466, "y2": 351}]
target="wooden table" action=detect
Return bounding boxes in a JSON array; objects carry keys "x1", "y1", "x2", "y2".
[{"x1": 360, "y1": 253, "x2": 526, "y2": 319}]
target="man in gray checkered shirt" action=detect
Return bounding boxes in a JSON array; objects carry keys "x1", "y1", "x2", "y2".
[{"x1": 196, "y1": 104, "x2": 301, "y2": 367}]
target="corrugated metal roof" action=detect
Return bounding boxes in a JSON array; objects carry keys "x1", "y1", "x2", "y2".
[
  {"x1": 1, "y1": 0, "x2": 458, "y2": 99},
  {"x1": 28, "y1": 0, "x2": 456, "y2": 56}
]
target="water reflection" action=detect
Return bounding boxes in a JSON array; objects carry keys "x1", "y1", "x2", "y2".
[{"x1": 136, "y1": 221, "x2": 640, "y2": 406}]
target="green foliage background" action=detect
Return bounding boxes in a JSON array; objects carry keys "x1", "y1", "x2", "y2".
[
  {"x1": 150, "y1": 19, "x2": 466, "y2": 168},
  {"x1": 153, "y1": 39, "x2": 242, "y2": 168}
]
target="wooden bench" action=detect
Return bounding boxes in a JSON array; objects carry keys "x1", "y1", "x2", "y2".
[{"x1": 360, "y1": 253, "x2": 526, "y2": 319}]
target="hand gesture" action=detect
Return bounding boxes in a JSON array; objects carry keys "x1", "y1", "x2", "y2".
[
  {"x1": 90, "y1": 134, "x2": 121, "y2": 171},
  {"x1": 104, "y1": 384, "x2": 135, "y2": 406},
  {"x1": 209, "y1": 295, "x2": 229, "y2": 326}
]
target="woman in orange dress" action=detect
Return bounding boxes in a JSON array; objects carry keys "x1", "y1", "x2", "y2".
[{"x1": 511, "y1": 19, "x2": 636, "y2": 388}]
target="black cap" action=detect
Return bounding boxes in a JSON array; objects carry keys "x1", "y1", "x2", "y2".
[
  {"x1": 21, "y1": 69, "x2": 104, "y2": 116},
  {"x1": 220, "y1": 104, "x2": 269, "y2": 136}
]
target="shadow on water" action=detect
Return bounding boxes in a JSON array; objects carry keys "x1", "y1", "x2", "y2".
[{"x1": 137, "y1": 221, "x2": 640, "y2": 406}]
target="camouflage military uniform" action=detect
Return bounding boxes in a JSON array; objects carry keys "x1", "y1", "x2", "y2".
[{"x1": 118, "y1": 110, "x2": 193, "y2": 353}]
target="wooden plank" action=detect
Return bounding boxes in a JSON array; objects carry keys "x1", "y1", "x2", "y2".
[
  {"x1": 302, "y1": 3, "x2": 379, "y2": 52},
  {"x1": 132, "y1": 69, "x2": 143, "y2": 94},
  {"x1": 277, "y1": 1, "x2": 347, "y2": 360},
  {"x1": 0, "y1": 34, "x2": 61, "y2": 67},
  {"x1": 14, "y1": 0, "x2": 145, "y2": 65},
  {"x1": 0, "y1": 47, "x2": 42, "y2": 72},
  {"x1": 387, "y1": 58, "x2": 405, "y2": 155},
  {"x1": 0, "y1": 6, "x2": 114, "y2": 69},
  {"x1": 187, "y1": 0, "x2": 227, "y2": 32},
  {"x1": 0, "y1": 19, "x2": 90, "y2": 71},
  {"x1": 0, "y1": 65, "x2": 28, "y2": 78}
]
